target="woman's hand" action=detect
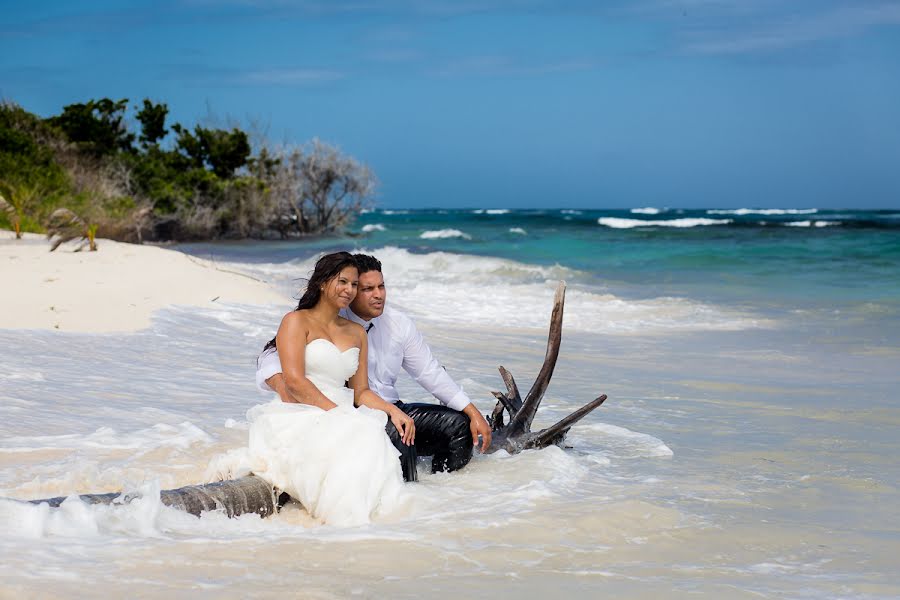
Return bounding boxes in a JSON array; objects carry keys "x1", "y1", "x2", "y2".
[{"x1": 389, "y1": 407, "x2": 416, "y2": 446}]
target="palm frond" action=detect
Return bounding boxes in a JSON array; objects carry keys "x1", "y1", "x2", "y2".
[{"x1": 46, "y1": 207, "x2": 87, "y2": 251}]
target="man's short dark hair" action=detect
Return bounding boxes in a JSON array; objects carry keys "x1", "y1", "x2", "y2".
[{"x1": 353, "y1": 254, "x2": 382, "y2": 274}]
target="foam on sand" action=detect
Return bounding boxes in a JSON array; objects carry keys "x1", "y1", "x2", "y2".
[
  {"x1": 598, "y1": 217, "x2": 732, "y2": 229},
  {"x1": 1, "y1": 422, "x2": 213, "y2": 453},
  {"x1": 0, "y1": 231, "x2": 286, "y2": 333}
]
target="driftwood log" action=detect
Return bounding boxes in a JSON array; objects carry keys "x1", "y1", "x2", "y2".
[
  {"x1": 29, "y1": 475, "x2": 277, "y2": 518},
  {"x1": 25, "y1": 281, "x2": 606, "y2": 517},
  {"x1": 487, "y1": 281, "x2": 607, "y2": 452}
]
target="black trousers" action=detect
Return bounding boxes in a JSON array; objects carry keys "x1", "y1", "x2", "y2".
[{"x1": 384, "y1": 402, "x2": 473, "y2": 482}]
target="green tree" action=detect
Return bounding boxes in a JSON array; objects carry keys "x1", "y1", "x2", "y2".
[
  {"x1": 46, "y1": 98, "x2": 134, "y2": 156},
  {"x1": 199, "y1": 127, "x2": 251, "y2": 179},
  {"x1": 0, "y1": 102, "x2": 71, "y2": 233},
  {"x1": 171, "y1": 124, "x2": 250, "y2": 178},
  {"x1": 136, "y1": 99, "x2": 168, "y2": 147}
]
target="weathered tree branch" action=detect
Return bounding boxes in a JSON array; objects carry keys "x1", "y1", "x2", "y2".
[
  {"x1": 505, "y1": 282, "x2": 565, "y2": 436},
  {"x1": 488, "y1": 281, "x2": 608, "y2": 453},
  {"x1": 528, "y1": 395, "x2": 607, "y2": 450},
  {"x1": 28, "y1": 475, "x2": 277, "y2": 518}
]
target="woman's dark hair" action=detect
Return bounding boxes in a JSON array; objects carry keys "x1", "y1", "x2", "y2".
[{"x1": 261, "y1": 251, "x2": 358, "y2": 354}]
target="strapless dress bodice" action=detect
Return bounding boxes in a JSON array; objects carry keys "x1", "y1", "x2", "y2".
[{"x1": 305, "y1": 338, "x2": 359, "y2": 408}]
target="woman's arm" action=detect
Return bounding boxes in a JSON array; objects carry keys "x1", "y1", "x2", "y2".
[
  {"x1": 349, "y1": 325, "x2": 415, "y2": 444},
  {"x1": 276, "y1": 312, "x2": 338, "y2": 410}
]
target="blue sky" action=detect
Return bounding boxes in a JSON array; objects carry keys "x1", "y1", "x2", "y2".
[{"x1": 2, "y1": 0, "x2": 899, "y2": 209}]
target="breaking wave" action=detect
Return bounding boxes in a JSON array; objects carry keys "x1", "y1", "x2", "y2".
[
  {"x1": 232, "y1": 247, "x2": 769, "y2": 335},
  {"x1": 419, "y1": 229, "x2": 472, "y2": 240},
  {"x1": 707, "y1": 208, "x2": 818, "y2": 216},
  {"x1": 598, "y1": 217, "x2": 732, "y2": 229}
]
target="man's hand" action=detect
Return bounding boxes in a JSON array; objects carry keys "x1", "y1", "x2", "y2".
[
  {"x1": 463, "y1": 403, "x2": 492, "y2": 453},
  {"x1": 266, "y1": 373, "x2": 294, "y2": 403},
  {"x1": 389, "y1": 407, "x2": 416, "y2": 445}
]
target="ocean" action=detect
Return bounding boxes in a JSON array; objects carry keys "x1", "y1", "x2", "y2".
[{"x1": 2, "y1": 207, "x2": 899, "y2": 598}]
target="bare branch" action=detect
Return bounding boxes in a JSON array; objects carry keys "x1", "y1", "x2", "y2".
[
  {"x1": 507, "y1": 281, "x2": 566, "y2": 434},
  {"x1": 527, "y1": 395, "x2": 607, "y2": 450},
  {"x1": 498, "y1": 365, "x2": 523, "y2": 414},
  {"x1": 491, "y1": 389, "x2": 518, "y2": 418}
]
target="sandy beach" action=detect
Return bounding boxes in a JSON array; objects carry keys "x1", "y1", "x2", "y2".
[{"x1": 0, "y1": 231, "x2": 286, "y2": 332}]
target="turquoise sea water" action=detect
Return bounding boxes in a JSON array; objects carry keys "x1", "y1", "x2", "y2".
[
  {"x1": 184, "y1": 207, "x2": 900, "y2": 323},
  {"x1": 352, "y1": 207, "x2": 900, "y2": 305},
  {"x1": 3, "y1": 207, "x2": 899, "y2": 598}
]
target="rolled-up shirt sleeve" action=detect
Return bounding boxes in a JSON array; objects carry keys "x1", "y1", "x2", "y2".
[
  {"x1": 256, "y1": 348, "x2": 282, "y2": 393},
  {"x1": 400, "y1": 319, "x2": 472, "y2": 412}
]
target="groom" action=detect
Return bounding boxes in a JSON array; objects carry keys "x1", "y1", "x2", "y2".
[{"x1": 257, "y1": 253, "x2": 492, "y2": 481}]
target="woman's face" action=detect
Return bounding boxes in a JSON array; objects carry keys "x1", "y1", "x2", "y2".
[{"x1": 322, "y1": 265, "x2": 359, "y2": 308}]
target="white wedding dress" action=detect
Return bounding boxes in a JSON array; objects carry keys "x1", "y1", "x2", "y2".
[{"x1": 210, "y1": 339, "x2": 406, "y2": 527}]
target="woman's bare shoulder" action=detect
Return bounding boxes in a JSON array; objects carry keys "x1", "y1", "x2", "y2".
[
  {"x1": 338, "y1": 316, "x2": 366, "y2": 338},
  {"x1": 279, "y1": 310, "x2": 311, "y2": 330}
]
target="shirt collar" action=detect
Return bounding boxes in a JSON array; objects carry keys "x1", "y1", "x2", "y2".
[{"x1": 346, "y1": 307, "x2": 379, "y2": 329}]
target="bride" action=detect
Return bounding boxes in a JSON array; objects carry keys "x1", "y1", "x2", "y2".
[{"x1": 216, "y1": 252, "x2": 416, "y2": 526}]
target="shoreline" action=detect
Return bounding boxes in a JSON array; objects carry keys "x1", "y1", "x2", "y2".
[{"x1": 0, "y1": 230, "x2": 288, "y2": 333}]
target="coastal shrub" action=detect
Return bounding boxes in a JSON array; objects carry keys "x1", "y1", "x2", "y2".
[
  {"x1": 0, "y1": 97, "x2": 376, "y2": 242},
  {"x1": 261, "y1": 139, "x2": 377, "y2": 237},
  {"x1": 46, "y1": 207, "x2": 101, "y2": 252},
  {"x1": 45, "y1": 98, "x2": 134, "y2": 157},
  {"x1": 0, "y1": 101, "x2": 72, "y2": 233}
]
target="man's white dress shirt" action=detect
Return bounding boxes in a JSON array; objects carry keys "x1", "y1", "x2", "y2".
[{"x1": 256, "y1": 305, "x2": 472, "y2": 412}]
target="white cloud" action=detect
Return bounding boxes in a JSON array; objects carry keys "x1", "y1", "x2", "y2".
[{"x1": 651, "y1": 1, "x2": 900, "y2": 55}]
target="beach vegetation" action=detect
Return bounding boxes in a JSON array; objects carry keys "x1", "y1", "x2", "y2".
[
  {"x1": 45, "y1": 98, "x2": 135, "y2": 158},
  {"x1": 0, "y1": 98, "x2": 377, "y2": 244},
  {"x1": 0, "y1": 180, "x2": 44, "y2": 239},
  {"x1": 262, "y1": 139, "x2": 377, "y2": 237},
  {"x1": 46, "y1": 207, "x2": 98, "y2": 251}
]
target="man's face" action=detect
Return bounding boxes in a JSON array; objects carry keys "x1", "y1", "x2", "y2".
[{"x1": 350, "y1": 270, "x2": 386, "y2": 320}]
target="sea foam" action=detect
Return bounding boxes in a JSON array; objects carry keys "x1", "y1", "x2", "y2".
[
  {"x1": 227, "y1": 246, "x2": 768, "y2": 335},
  {"x1": 1, "y1": 422, "x2": 213, "y2": 453},
  {"x1": 419, "y1": 229, "x2": 472, "y2": 240},
  {"x1": 707, "y1": 208, "x2": 818, "y2": 215},
  {"x1": 573, "y1": 423, "x2": 673, "y2": 459},
  {"x1": 598, "y1": 217, "x2": 732, "y2": 229},
  {"x1": 361, "y1": 224, "x2": 386, "y2": 233},
  {"x1": 784, "y1": 220, "x2": 840, "y2": 227}
]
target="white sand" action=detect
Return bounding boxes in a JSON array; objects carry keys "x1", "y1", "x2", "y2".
[{"x1": 0, "y1": 230, "x2": 287, "y2": 333}]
